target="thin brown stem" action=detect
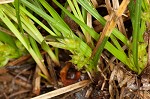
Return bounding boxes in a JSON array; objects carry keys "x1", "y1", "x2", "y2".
[{"x1": 92, "y1": 0, "x2": 130, "y2": 57}]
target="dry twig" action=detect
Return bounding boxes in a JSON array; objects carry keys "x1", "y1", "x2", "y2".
[{"x1": 31, "y1": 80, "x2": 91, "y2": 99}]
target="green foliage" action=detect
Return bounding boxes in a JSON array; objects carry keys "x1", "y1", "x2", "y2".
[
  {"x1": 0, "y1": 29, "x2": 27, "y2": 67},
  {"x1": 0, "y1": 40, "x2": 27, "y2": 67},
  {"x1": 0, "y1": 2, "x2": 54, "y2": 80},
  {"x1": 138, "y1": 43, "x2": 147, "y2": 72},
  {"x1": 0, "y1": 0, "x2": 149, "y2": 75},
  {"x1": 0, "y1": 2, "x2": 59, "y2": 66},
  {"x1": 141, "y1": 0, "x2": 150, "y2": 22},
  {"x1": 0, "y1": 31, "x2": 17, "y2": 48},
  {"x1": 20, "y1": 0, "x2": 94, "y2": 71},
  {"x1": 23, "y1": 0, "x2": 148, "y2": 74},
  {"x1": 76, "y1": 0, "x2": 148, "y2": 74},
  {"x1": 128, "y1": 0, "x2": 148, "y2": 74},
  {"x1": 128, "y1": 43, "x2": 147, "y2": 74}
]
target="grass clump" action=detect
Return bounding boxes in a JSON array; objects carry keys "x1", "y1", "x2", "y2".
[{"x1": 0, "y1": 0, "x2": 149, "y2": 75}]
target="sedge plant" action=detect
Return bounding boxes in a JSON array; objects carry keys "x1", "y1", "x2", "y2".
[
  {"x1": 52, "y1": 0, "x2": 148, "y2": 74},
  {"x1": 20, "y1": 0, "x2": 127, "y2": 72},
  {"x1": 0, "y1": 0, "x2": 148, "y2": 75},
  {"x1": 20, "y1": 0, "x2": 148, "y2": 74},
  {"x1": 77, "y1": 0, "x2": 148, "y2": 74}
]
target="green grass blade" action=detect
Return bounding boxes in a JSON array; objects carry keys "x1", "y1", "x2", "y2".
[
  {"x1": 14, "y1": 0, "x2": 24, "y2": 34},
  {"x1": 20, "y1": 6, "x2": 56, "y2": 36},
  {"x1": 0, "y1": 6, "x2": 52, "y2": 79},
  {"x1": 52, "y1": 0, "x2": 99, "y2": 40},
  {"x1": 110, "y1": 35, "x2": 123, "y2": 51},
  {"x1": 77, "y1": 0, "x2": 105, "y2": 24},
  {"x1": 105, "y1": 42, "x2": 129, "y2": 66},
  {"x1": 2, "y1": 4, "x2": 59, "y2": 66},
  {"x1": 139, "y1": 20, "x2": 146, "y2": 42},
  {"x1": 77, "y1": 0, "x2": 128, "y2": 45},
  {"x1": 0, "y1": 7, "x2": 29, "y2": 48},
  {"x1": 0, "y1": 31, "x2": 17, "y2": 49},
  {"x1": 29, "y1": 36, "x2": 43, "y2": 60},
  {"x1": 69, "y1": 0, "x2": 93, "y2": 44},
  {"x1": 73, "y1": 0, "x2": 84, "y2": 22},
  {"x1": 39, "y1": 0, "x2": 71, "y2": 32},
  {"x1": 67, "y1": 0, "x2": 79, "y2": 19},
  {"x1": 81, "y1": 7, "x2": 87, "y2": 22},
  {"x1": 21, "y1": 0, "x2": 73, "y2": 38},
  {"x1": 2, "y1": 4, "x2": 41, "y2": 43},
  {"x1": 129, "y1": 0, "x2": 142, "y2": 70},
  {"x1": 92, "y1": 37, "x2": 109, "y2": 66}
]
